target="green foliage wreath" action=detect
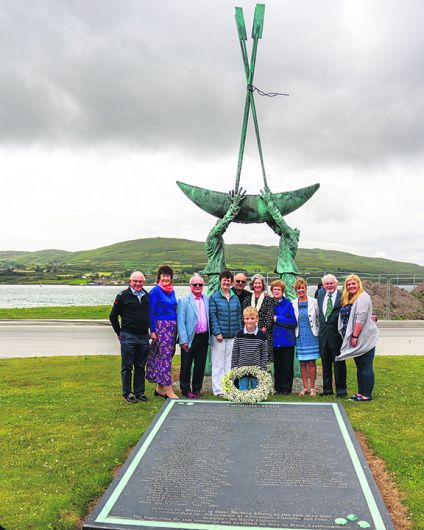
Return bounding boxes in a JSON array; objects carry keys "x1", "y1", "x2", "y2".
[{"x1": 221, "y1": 366, "x2": 273, "y2": 404}]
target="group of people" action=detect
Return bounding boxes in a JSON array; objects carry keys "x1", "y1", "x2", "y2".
[{"x1": 109, "y1": 266, "x2": 378, "y2": 403}]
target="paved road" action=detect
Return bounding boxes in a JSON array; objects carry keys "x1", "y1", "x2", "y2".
[
  {"x1": 0, "y1": 320, "x2": 423, "y2": 358},
  {"x1": 0, "y1": 322, "x2": 120, "y2": 358}
]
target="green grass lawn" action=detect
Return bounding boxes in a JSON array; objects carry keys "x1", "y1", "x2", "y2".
[
  {"x1": 0, "y1": 356, "x2": 422, "y2": 529},
  {"x1": 0, "y1": 305, "x2": 110, "y2": 319}
]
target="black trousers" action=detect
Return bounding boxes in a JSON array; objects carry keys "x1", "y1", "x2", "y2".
[
  {"x1": 179, "y1": 332, "x2": 209, "y2": 395},
  {"x1": 273, "y1": 346, "x2": 295, "y2": 393},
  {"x1": 320, "y1": 342, "x2": 347, "y2": 395},
  {"x1": 120, "y1": 331, "x2": 150, "y2": 397}
]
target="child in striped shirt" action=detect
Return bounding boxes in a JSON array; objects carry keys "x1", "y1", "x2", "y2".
[{"x1": 231, "y1": 306, "x2": 268, "y2": 390}]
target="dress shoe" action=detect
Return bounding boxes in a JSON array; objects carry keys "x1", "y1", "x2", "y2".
[
  {"x1": 350, "y1": 395, "x2": 372, "y2": 402},
  {"x1": 336, "y1": 392, "x2": 347, "y2": 398},
  {"x1": 319, "y1": 391, "x2": 334, "y2": 396},
  {"x1": 185, "y1": 392, "x2": 198, "y2": 400},
  {"x1": 135, "y1": 394, "x2": 148, "y2": 402},
  {"x1": 124, "y1": 393, "x2": 137, "y2": 403}
]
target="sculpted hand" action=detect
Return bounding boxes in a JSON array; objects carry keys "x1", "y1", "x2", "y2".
[
  {"x1": 229, "y1": 187, "x2": 247, "y2": 208},
  {"x1": 260, "y1": 188, "x2": 273, "y2": 206}
]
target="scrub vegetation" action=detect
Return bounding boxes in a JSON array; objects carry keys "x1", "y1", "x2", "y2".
[
  {"x1": 0, "y1": 355, "x2": 422, "y2": 529},
  {"x1": 1, "y1": 237, "x2": 423, "y2": 285}
]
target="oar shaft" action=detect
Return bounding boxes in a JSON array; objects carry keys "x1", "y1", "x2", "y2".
[
  {"x1": 234, "y1": 5, "x2": 268, "y2": 192},
  {"x1": 240, "y1": 39, "x2": 269, "y2": 191},
  {"x1": 235, "y1": 34, "x2": 260, "y2": 193}
]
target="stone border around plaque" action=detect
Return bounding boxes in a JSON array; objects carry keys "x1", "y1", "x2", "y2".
[{"x1": 83, "y1": 400, "x2": 394, "y2": 530}]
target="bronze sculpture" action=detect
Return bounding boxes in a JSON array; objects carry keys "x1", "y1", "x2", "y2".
[{"x1": 177, "y1": 4, "x2": 319, "y2": 298}]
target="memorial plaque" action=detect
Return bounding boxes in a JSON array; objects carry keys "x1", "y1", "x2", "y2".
[{"x1": 84, "y1": 401, "x2": 394, "y2": 530}]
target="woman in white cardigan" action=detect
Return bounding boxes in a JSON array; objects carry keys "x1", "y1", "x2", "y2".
[
  {"x1": 337, "y1": 274, "x2": 378, "y2": 401},
  {"x1": 292, "y1": 278, "x2": 320, "y2": 396}
]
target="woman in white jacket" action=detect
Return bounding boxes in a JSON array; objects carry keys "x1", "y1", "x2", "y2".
[
  {"x1": 292, "y1": 278, "x2": 320, "y2": 397},
  {"x1": 337, "y1": 274, "x2": 378, "y2": 402}
]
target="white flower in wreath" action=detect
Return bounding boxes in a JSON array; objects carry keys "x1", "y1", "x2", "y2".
[{"x1": 221, "y1": 366, "x2": 273, "y2": 404}]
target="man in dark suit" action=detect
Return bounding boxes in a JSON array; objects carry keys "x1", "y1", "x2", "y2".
[{"x1": 317, "y1": 274, "x2": 347, "y2": 396}]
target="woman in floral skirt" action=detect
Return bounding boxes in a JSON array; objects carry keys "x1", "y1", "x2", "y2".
[{"x1": 146, "y1": 265, "x2": 179, "y2": 399}]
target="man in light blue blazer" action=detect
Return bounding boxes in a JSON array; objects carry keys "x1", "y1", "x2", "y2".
[{"x1": 177, "y1": 274, "x2": 210, "y2": 398}]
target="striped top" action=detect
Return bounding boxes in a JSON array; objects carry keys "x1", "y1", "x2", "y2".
[{"x1": 231, "y1": 328, "x2": 268, "y2": 371}]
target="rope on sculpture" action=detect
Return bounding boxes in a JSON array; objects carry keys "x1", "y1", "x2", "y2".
[{"x1": 248, "y1": 84, "x2": 289, "y2": 97}]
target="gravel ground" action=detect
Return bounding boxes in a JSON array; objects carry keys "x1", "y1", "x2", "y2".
[{"x1": 173, "y1": 370, "x2": 324, "y2": 396}]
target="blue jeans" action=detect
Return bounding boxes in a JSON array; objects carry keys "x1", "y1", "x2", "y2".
[
  {"x1": 354, "y1": 347, "x2": 375, "y2": 398},
  {"x1": 239, "y1": 376, "x2": 257, "y2": 391},
  {"x1": 120, "y1": 331, "x2": 150, "y2": 397}
]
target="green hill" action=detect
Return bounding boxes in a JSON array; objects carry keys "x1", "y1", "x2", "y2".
[
  {"x1": 0, "y1": 249, "x2": 70, "y2": 265},
  {"x1": 0, "y1": 237, "x2": 423, "y2": 277}
]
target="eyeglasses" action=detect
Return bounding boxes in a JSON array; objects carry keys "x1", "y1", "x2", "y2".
[
  {"x1": 191, "y1": 283, "x2": 204, "y2": 287},
  {"x1": 131, "y1": 280, "x2": 144, "y2": 283},
  {"x1": 235, "y1": 280, "x2": 246, "y2": 284}
]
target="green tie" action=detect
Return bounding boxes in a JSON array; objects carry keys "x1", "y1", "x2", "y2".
[{"x1": 325, "y1": 294, "x2": 333, "y2": 320}]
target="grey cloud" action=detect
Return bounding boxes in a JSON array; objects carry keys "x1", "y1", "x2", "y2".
[{"x1": 1, "y1": 0, "x2": 424, "y2": 170}]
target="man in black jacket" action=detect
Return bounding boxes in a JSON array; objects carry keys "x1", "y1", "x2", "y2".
[
  {"x1": 110, "y1": 271, "x2": 150, "y2": 403},
  {"x1": 317, "y1": 274, "x2": 347, "y2": 397},
  {"x1": 232, "y1": 272, "x2": 251, "y2": 306}
]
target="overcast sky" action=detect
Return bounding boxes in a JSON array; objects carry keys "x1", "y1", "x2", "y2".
[{"x1": 1, "y1": 0, "x2": 423, "y2": 265}]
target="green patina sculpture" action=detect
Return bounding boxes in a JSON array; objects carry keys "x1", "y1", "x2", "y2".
[
  {"x1": 176, "y1": 181, "x2": 319, "y2": 225},
  {"x1": 203, "y1": 189, "x2": 245, "y2": 294},
  {"x1": 177, "y1": 4, "x2": 319, "y2": 300},
  {"x1": 262, "y1": 189, "x2": 300, "y2": 300}
]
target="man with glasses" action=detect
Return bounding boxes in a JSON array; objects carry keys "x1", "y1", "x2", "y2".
[
  {"x1": 109, "y1": 271, "x2": 150, "y2": 403},
  {"x1": 317, "y1": 273, "x2": 347, "y2": 397},
  {"x1": 233, "y1": 272, "x2": 250, "y2": 305},
  {"x1": 177, "y1": 275, "x2": 210, "y2": 399}
]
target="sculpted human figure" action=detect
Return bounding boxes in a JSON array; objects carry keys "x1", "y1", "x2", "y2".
[
  {"x1": 261, "y1": 189, "x2": 300, "y2": 300},
  {"x1": 203, "y1": 188, "x2": 246, "y2": 293}
]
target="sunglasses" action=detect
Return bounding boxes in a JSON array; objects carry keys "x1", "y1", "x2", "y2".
[
  {"x1": 235, "y1": 280, "x2": 246, "y2": 284},
  {"x1": 191, "y1": 283, "x2": 204, "y2": 287}
]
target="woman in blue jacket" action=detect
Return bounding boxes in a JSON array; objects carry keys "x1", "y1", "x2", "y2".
[
  {"x1": 271, "y1": 279, "x2": 297, "y2": 395},
  {"x1": 209, "y1": 270, "x2": 241, "y2": 396}
]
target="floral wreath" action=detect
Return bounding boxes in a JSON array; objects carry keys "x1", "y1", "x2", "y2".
[{"x1": 221, "y1": 366, "x2": 273, "y2": 404}]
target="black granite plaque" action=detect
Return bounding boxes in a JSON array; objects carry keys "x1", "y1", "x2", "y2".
[{"x1": 84, "y1": 401, "x2": 394, "y2": 530}]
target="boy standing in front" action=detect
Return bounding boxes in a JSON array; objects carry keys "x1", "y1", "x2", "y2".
[{"x1": 231, "y1": 306, "x2": 268, "y2": 390}]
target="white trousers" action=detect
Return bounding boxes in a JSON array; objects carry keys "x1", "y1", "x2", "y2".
[{"x1": 211, "y1": 336, "x2": 234, "y2": 395}]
